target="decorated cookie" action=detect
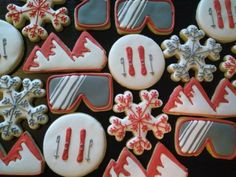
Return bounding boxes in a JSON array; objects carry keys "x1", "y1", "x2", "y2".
[
  {"x1": 75, "y1": 0, "x2": 110, "y2": 30},
  {"x1": 108, "y1": 34, "x2": 165, "y2": 90},
  {"x1": 6, "y1": 0, "x2": 70, "y2": 42},
  {"x1": 0, "y1": 132, "x2": 44, "y2": 175},
  {"x1": 43, "y1": 113, "x2": 107, "y2": 177},
  {"x1": 163, "y1": 78, "x2": 236, "y2": 118},
  {"x1": 0, "y1": 75, "x2": 48, "y2": 141},
  {"x1": 103, "y1": 142, "x2": 188, "y2": 177},
  {"x1": 115, "y1": 0, "x2": 175, "y2": 35},
  {"x1": 220, "y1": 44, "x2": 236, "y2": 78},
  {"x1": 47, "y1": 73, "x2": 113, "y2": 113},
  {"x1": 23, "y1": 32, "x2": 107, "y2": 73},
  {"x1": 108, "y1": 90, "x2": 171, "y2": 155},
  {"x1": 175, "y1": 117, "x2": 236, "y2": 160},
  {"x1": 196, "y1": 0, "x2": 236, "y2": 43},
  {"x1": 161, "y1": 25, "x2": 222, "y2": 82},
  {"x1": 0, "y1": 20, "x2": 24, "y2": 75}
]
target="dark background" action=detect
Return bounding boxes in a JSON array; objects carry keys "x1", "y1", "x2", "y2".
[{"x1": 0, "y1": 0, "x2": 236, "y2": 176}]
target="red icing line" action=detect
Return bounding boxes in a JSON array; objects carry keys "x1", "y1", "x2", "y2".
[
  {"x1": 0, "y1": 132, "x2": 43, "y2": 166},
  {"x1": 126, "y1": 47, "x2": 135, "y2": 76},
  {"x1": 225, "y1": 0, "x2": 235, "y2": 28},
  {"x1": 77, "y1": 129, "x2": 86, "y2": 163},
  {"x1": 138, "y1": 45, "x2": 147, "y2": 76},
  {"x1": 62, "y1": 127, "x2": 72, "y2": 161},
  {"x1": 214, "y1": 0, "x2": 224, "y2": 28}
]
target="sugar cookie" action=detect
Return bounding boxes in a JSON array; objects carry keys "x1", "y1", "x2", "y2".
[
  {"x1": 109, "y1": 34, "x2": 165, "y2": 90},
  {"x1": 6, "y1": 0, "x2": 70, "y2": 42},
  {"x1": 47, "y1": 73, "x2": 113, "y2": 114},
  {"x1": 0, "y1": 20, "x2": 24, "y2": 75},
  {"x1": 175, "y1": 117, "x2": 236, "y2": 160},
  {"x1": 196, "y1": 0, "x2": 236, "y2": 43},
  {"x1": 108, "y1": 90, "x2": 171, "y2": 155},
  {"x1": 0, "y1": 75, "x2": 48, "y2": 141},
  {"x1": 104, "y1": 143, "x2": 188, "y2": 177},
  {"x1": 0, "y1": 132, "x2": 44, "y2": 175},
  {"x1": 115, "y1": 0, "x2": 175, "y2": 35},
  {"x1": 23, "y1": 32, "x2": 107, "y2": 73},
  {"x1": 163, "y1": 78, "x2": 236, "y2": 118},
  {"x1": 161, "y1": 25, "x2": 222, "y2": 82},
  {"x1": 43, "y1": 113, "x2": 107, "y2": 177},
  {"x1": 75, "y1": 0, "x2": 110, "y2": 30}
]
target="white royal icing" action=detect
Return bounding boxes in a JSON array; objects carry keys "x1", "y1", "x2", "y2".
[{"x1": 0, "y1": 20, "x2": 24, "y2": 75}]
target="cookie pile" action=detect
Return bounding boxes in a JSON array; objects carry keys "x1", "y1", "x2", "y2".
[{"x1": 0, "y1": 0, "x2": 235, "y2": 177}]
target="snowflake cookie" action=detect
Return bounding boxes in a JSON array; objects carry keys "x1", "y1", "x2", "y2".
[
  {"x1": 107, "y1": 90, "x2": 171, "y2": 155},
  {"x1": 161, "y1": 25, "x2": 222, "y2": 82},
  {"x1": 220, "y1": 44, "x2": 236, "y2": 79},
  {"x1": 6, "y1": 0, "x2": 70, "y2": 42},
  {"x1": 0, "y1": 75, "x2": 48, "y2": 141}
]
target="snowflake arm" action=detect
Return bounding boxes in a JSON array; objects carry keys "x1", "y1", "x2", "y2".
[
  {"x1": 161, "y1": 25, "x2": 222, "y2": 82},
  {"x1": 6, "y1": 0, "x2": 70, "y2": 42},
  {"x1": 108, "y1": 90, "x2": 171, "y2": 155},
  {"x1": 0, "y1": 75, "x2": 48, "y2": 141},
  {"x1": 220, "y1": 44, "x2": 236, "y2": 79}
]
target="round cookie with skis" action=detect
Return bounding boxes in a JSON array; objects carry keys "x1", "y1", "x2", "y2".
[
  {"x1": 196, "y1": 0, "x2": 236, "y2": 43},
  {"x1": 108, "y1": 34, "x2": 165, "y2": 90},
  {"x1": 43, "y1": 113, "x2": 107, "y2": 177}
]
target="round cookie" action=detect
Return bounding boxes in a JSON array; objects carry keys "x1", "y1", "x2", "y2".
[
  {"x1": 43, "y1": 113, "x2": 106, "y2": 177},
  {"x1": 0, "y1": 20, "x2": 24, "y2": 75},
  {"x1": 108, "y1": 34, "x2": 165, "y2": 90},
  {"x1": 196, "y1": 0, "x2": 236, "y2": 43}
]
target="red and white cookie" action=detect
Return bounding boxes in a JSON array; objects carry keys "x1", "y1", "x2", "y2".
[
  {"x1": 74, "y1": 0, "x2": 110, "y2": 30},
  {"x1": 196, "y1": 0, "x2": 236, "y2": 43},
  {"x1": 108, "y1": 90, "x2": 171, "y2": 155},
  {"x1": 46, "y1": 73, "x2": 113, "y2": 113},
  {"x1": 0, "y1": 20, "x2": 24, "y2": 75},
  {"x1": 23, "y1": 32, "x2": 107, "y2": 73},
  {"x1": 108, "y1": 34, "x2": 165, "y2": 90},
  {"x1": 220, "y1": 44, "x2": 236, "y2": 79},
  {"x1": 43, "y1": 113, "x2": 107, "y2": 177},
  {"x1": 103, "y1": 142, "x2": 188, "y2": 177},
  {"x1": 115, "y1": 0, "x2": 175, "y2": 35},
  {"x1": 163, "y1": 78, "x2": 236, "y2": 118},
  {"x1": 0, "y1": 132, "x2": 44, "y2": 175},
  {"x1": 6, "y1": 0, "x2": 70, "y2": 42}
]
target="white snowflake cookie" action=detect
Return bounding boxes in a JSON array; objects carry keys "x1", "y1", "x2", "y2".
[
  {"x1": 108, "y1": 90, "x2": 171, "y2": 155},
  {"x1": 43, "y1": 113, "x2": 106, "y2": 177},
  {"x1": 6, "y1": 0, "x2": 70, "y2": 42},
  {"x1": 0, "y1": 75, "x2": 48, "y2": 141},
  {"x1": 161, "y1": 25, "x2": 222, "y2": 82}
]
